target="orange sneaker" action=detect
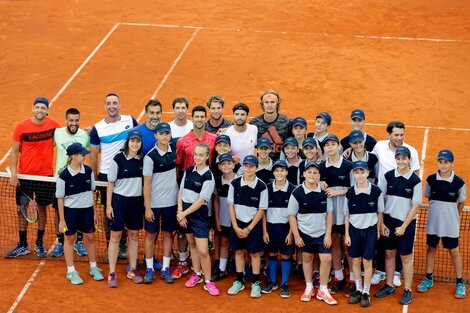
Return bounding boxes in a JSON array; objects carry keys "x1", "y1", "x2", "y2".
[
  {"x1": 171, "y1": 263, "x2": 189, "y2": 279},
  {"x1": 316, "y1": 289, "x2": 337, "y2": 305},
  {"x1": 300, "y1": 286, "x2": 314, "y2": 302}
]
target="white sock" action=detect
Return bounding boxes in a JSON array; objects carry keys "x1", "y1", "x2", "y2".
[
  {"x1": 179, "y1": 252, "x2": 187, "y2": 263},
  {"x1": 355, "y1": 279, "x2": 363, "y2": 292},
  {"x1": 219, "y1": 258, "x2": 228, "y2": 272},
  {"x1": 320, "y1": 285, "x2": 328, "y2": 292},
  {"x1": 205, "y1": 279, "x2": 210, "y2": 284},
  {"x1": 306, "y1": 282, "x2": 313, "y2": 289},
  {"x1": 334, "y1": 269, "x2": 344, "y2": 281},
  {"x1": 363, "y1": 283, "x2": 371, "y2": 294},
  {"x1": 350, "y1": 272, "x2": 355, "y2": 281},
  {"x1": 67, "y1": 266, "x2": 76, "y2": 273},
  {"x1": 146, "y1": 258, "x2": 154, "y2": 269},
  {"x1": 162, "y1": 256, "x2": 171, "y2": 269},
  {"x1": 195, "y1": 271, "x2": 202, "y2": 277},
  {"x1": 89, "y1": 261, "x2": 97, "y2": 269}
]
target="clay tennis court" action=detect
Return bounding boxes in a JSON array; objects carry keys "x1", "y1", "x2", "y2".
[{"x1": 0, "y1": 0, "x2": 469, "y2": 312}]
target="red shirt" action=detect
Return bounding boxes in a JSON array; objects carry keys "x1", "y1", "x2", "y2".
[
  {"x1": 176, "y1": 130, "x2": 217, "y2": 170},
  {"x1": 12, "y1": 117, "x2": 60, "y2": 176}
]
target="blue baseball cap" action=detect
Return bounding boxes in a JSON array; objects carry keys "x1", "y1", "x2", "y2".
[
  {"x1": 348, "y1": 130, "x2": 364, "y2": 143},
  {"x1": 351, "y1": 109, "x2": 365, "y2": 120},
  {"x1": 33, "y1": 97, "x2": 49, "y2": 107},
  {"x1": 66, "y1": 142, "x2": 90, "y2": 156},
  {"x1": 352, "y1": 161, "x2": 369, "y2": 171},
  {"x1": 292, "y1": 117, "x2": 307, "y2": 128},
  {"x1": 272, "y1": 160, "x2": 288, "y2": 171},
  {"x1": 128, "y1": 129, "x2": 143, "y2": 140},
  {"x1": 216, "y1": 134, "x2": 231, "y2": 145},
  {"x1": 243, "y1": 155, "x2": 259, "y2": 167},
  {"x1": 155, "y1": 122, "x2": 171, "y2": 133},
  {"x1": 323, "y1": 134, "x2": 340, "y2": 144},
  {"x1": 218, "y1": 153, "x2": 234, "y2": 163},
  {"x1": 257, "y1": 137, "x2": 272, "y2": 148},
  {"x1": 283, "y1": 137, "x2": 298, "y2": 148},
  {"x1": 304, "y1": 161, "x2": 321, "y2": 173},
  {"x1": 395, "y1": 146, "x2": 411, "y2": 158},
  {"x1": 302, "y1": 137, "x2": 317, "y2": 148},
  {"x1": 316, "y1": 112, "x2": 332, "y2": 125},
  {"x1": 437, "y1": 149, "x2": 454, "y2": 162}
]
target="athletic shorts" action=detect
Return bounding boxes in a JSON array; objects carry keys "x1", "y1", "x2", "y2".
[
  {"x1": 332, "y1": 224, "x2": 345, "y2": 235},
  {"x1": 145, "y1": 205, "x2": 177, "y2": 233},
  {"x1": 179, "y1": 202, "x2": 210, "y2": 239},
  {"x1": 16, "y1": 179, "x2": 54, "y2": 207},
  {"x1": 229, "y1": 219, "x2": 264, "y2": 254},
  {"x1": 218, "y1": 225, "x2": 231, "y2": 238},
  {"x1": 348, "y1": 224, "x2": 377, "y2": 260},
  {"x1": 64, "y1": 206, "x2": 95, "y2": 236},
  {"x1": 299, "y1": 231, "x2": 331, "y2": 254},
  {"x1": 427, "y1": 234, "x2": 459, "y2": 250},
  {"x1": 108, "y1": 194, "x2": 144, "y2": 231},
  {"x1": 383, "y1": 214, "x2": 416, "y2": 256},
  {"x1": 266, "y1": 222, "x2": 293, "y2": 256}
]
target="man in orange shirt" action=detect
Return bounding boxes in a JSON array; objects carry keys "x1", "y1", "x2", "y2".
[{"x1": 7, "y1": 97, "x2": 60, "y2": 258}]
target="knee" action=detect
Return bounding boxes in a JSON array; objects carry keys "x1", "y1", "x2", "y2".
[
  {"x1": 127, "y1": 231, "x2": 138, "y2": 242},
  {"x1": 385, "y1": 250, "x2": 395, "y2": 260},
  {"x1": 449, "y1": 248, "x2": 460, "y2": 258}
]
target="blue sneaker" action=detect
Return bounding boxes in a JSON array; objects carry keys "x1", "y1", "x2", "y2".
[
  {"x1": 154, "y1": 257, "x2": 163, "y2": 270},
  {"x1": 375, "y1": 284, "x2": 396, "y2": 298},
  {"x1": 51, "y1": 243, "x2": 64, "y2": 257},
  {"x1": 89, "y1": 267, "x2": 104, "y2": 281},
  {"x1": 74, "y1": 241, "x2": 87, "y2": 257},
  {"x1": 160, "y1": 267, "x2": 174, "y2": 284},
  {"x1": 6, "y1": 243, "x2": 30, "y2": 258},
  {"x1": 35, "y1": 241, "x2": 47, "y2": 258},
  {"x1": 455, "y1": 282, "x2": 466, "y2": 299},
  {"x1": 67, "y1": 271, "x2": 84, "y2": 285},
  {"x1": 144, "y1": 268, "x2": 156, "y2": 284},
  {"x1": 400, "y1": 289, "x2": 413, "y2": 305},
  {"x1": 417, "y1": 277, "x2": 433, "y2": 292}
]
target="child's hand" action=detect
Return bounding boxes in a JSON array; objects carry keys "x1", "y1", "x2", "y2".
[
  {"x1": 344, "y1": 235, "x2": 351, "y2": 247},
  {"x1": 59, "y1": 220, "x2": 67, "y2": 234},
  {"x1": 323, "y1": 234, "x2": 332, "y2": 248},
  {"x1": 395, "y1": 225, "x2": 405, "y2": 236},
  {"x1": 294, "y1": 235, "x2": 304, "y2": 247},
  {"x1": 285, "y1": 233, "x2": 293, "y2": 245},
  {"x1": 216, "y1": 220, "x2": 222, "y2": 232},
  {"x1": 263, "y1": 231, "x2": 270, "y2": 244},
  {"x1": 106, "y1": 206, "x2": 114, "y2": 219},
  {"x1": 145, "y1": 208, "x2": 155, "y2": 222},
  {"x1": 235, "y1": 226, "x2": 246, "y2": 239},
  {"x1": 325, "y1": 188, "x2": 340, "y2": 198}
]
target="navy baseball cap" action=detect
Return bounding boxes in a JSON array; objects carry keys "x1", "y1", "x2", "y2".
[
  {"x1": 216, "y1": 134, "x2": 231, "y2": 145},
  {"x1": 292, "y1": 117, "x2": 307, "y2": 128},
  {"x1": 395, "y1": 146, "x2": 411, "y2": 158},
  {"x1": 243, "y1": 155, "x2": 259, "y2": 167},
  {"x1": 352, "y1": 161, "x2": 369, "y2": 171},
  {"x1": 283, "y1": 137, "x2": 298, "y2": 148},
  {"x1": 33, "y1": 97, "x2": 49, "y2": 107},
  {"x1": 128, "y1": 129, "x2": 143, "y2": 140},
  {"x1": 304, "y1": 161, "x2": 321, "y2": 172},
  {"x1": 437, "y1": 149, "x2": 454, "y2": 162},
  {"x1": 302, "y1": 137, "x2": 317, "y2": 148},
  {"x1": 316, "y1": 112, "x2": 332, "y2": 125},
  {"x1": 218, "y1": 153, "x2": 234, "y2": 163},
  {"x1": 66, "y1": 142, "x2": 90, "y2": 156},
  {"x1": 323, "y1": 134, "x2": 340, "y2": 144},
  {"x1": 348, "y1": 130, "x2": 364, "y2": 143},
  {"x1": 155, "y1": 122, "x2": 171, "y2": 133},
  {"x1": 272, "y1": 160, "x2": 288, "y2": 171},
  {"x1": 351, "y1": 109, "x2": 365, "y2": 120},
  {"x1": 257, "y1": 137, "x2": 272, "y2": 148}
]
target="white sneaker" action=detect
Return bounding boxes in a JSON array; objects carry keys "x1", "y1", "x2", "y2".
[
  {"x1": 393, "y1": 271, "x2": 401, "y2": 287},
  {"x1": 371, "y1": 270, "x2": 386, "y2": 285}
]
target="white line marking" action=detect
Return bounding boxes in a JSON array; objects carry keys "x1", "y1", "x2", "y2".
[
  {"x1": 419, "y1": 128, "x2": 430, "y2": 180},
  {"x1": 136, "y1": 28, "x2": 200, "y2": 122},
  {"x1": 121, "y1": 22, "x2": 470, "y2": 44},
  {"x1": 0, "y1": 23, "x2": 121, "y2": 166},
  {"x1": 402, "y1": 304, "x2": 409, "y2": 313}
]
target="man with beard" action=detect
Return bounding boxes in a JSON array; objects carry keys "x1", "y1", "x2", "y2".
[
  {"x1": 7, "y1": 97, "x2": 60, "y2": 258},
  {"x1": 133, "y1": 99, "x2": 163, "y2": 155},
  {"x1": 225, "y1": 103, "x2": 258, "y2": 162},
  {"x1": 205, "y1": 95, "x2": 232, "y2": 135},
  {"x1": 51, "y1": 108, "x2": 90, "y2": 258}
]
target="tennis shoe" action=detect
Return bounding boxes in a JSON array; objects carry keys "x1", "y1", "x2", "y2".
[
  {"x1": 417, "y1": 277, "x2": 434, "y2": 292},
  {"x1": 228, "y1": 280, "x2": 245, "y2": 295},
  {"x1": 361, "y1": 293, "x2": 371, "y2": 307},
  {"x1": 67, "y1": 270, "x2": 84, "y2": 285},
  {"x1": 251, "y1": 281, "x2": 261, "y2": 298},
  {"x1": 127, "y1": 269, "x2": 143, "y2": 284},
  {"x1": 455, "y1": 282, "x2": 466, "y2": 299},
  {"x1": 280, "y1": 284, "x2": 291, "y2": 298},
  {"x1": 375, "y1": 284, "x2": 395, "y2": 298},
  {"x1": 393, "y1": 271, "x2": 402, "y2": 287},
  {"x1": 345, "y1": 280, "x2": 356, "y2": 297},
  {"x1": 7, "y1": 243, "x2": 30, "y2": 258},
  {"x1": 300, "y1": 286, "x2": 314, "y2": 302},
  {"x1": 153, "y1": 257, "x2": 163, "y2": 270},
  {"x1": 261, "y1": 281, "x2": 278, "y2": 294},
  {"x1": 400, "y1": 289, "x2": 413, "y2": 305},
  {"x1": 172, "y1": 263, "x2": 189, "y2": 279},
  {"x1": 144, "y1": 268, "x2": 155, "y2": 284},
  {"x1": 204, "y1": 281, "x2": 220, "y2": 296},
  {"x1": 371, "y1": 270, "x2": 386, "y2": 285},
  {"x1": 316, "y1": 288, "x2": 337, "y2": 305},
  {"x1": 35, "y1": 241, "x2": 47, "y2": 258},
  {"x1": 349, "y1": 290, "x2": 361, "y2": 304},
  {"x1": 312, "y1": 271, "x2": 320, "y2": 289},
  {"x1": 107, "y1": 272, "x2": 117, "y2": 288},
  {"x1": 185, "y1": 273, "x2": 203, "y2": 287},
  {"x1": 74, "y1": 241, "x2": 87, "y2": 256},
  {"x1": 330, "y1": 277, "x2": 347, "y2": 294},
  {"x1": 160, "y1": 267, "x2": 174, "y2": 284},
  {"x1": 118, "y1": 242, "x2": 128, "y2": 259},
  {"x1": 51, "y1": 243, "x2": 64, "y2": 257},
  {"x1": 89, "y1": 266, "x2": 104, "y2": 281},
  {"x1": 211, "y1": 269, "x2": 228, "y2": 281}
]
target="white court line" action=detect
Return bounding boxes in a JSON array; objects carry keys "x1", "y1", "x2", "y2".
[
  {"x1": 136, "y1": 28, "x2": 200, "y2": 122},
  {"x1": 121, "y1": 22, "x2": 470, "y2": 44},
  {"x1": 0, "y1": 23, "x2": 121, "y2": 166},
  {"x1": 419, "y1": 128, "x2": 430, "y2": 180},
  {"x1": 403, "y1": 304, "x2": 409, "y2": 313}
]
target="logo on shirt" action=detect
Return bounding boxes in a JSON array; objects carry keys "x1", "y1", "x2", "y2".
[
  {"x1": 194, "y1": 181, "x2": 202, "y2": 187},
  {"x1": 449, "y1": 192, "x2": 456, "y2": 197},
  {"x1": 339, "y1": 175, "x2": 347, "y2": 180},
  {"x1": 405, "y1": 188, "x2": 412, "y2": 194},
  {"x1": 69, "y1": 184, "x2": 74, "y2": 188},
  {"x1": 368, "y1": 202, "x2": 376, "y2": 207},
  {"x1": 86, "y1": 180, "x2": 91, "y2": 184},
  {"x1": 321, "y1": 201, "x2": 327, "y2": 206},
  {"x1": 251, "y1": 197, "x2": 259, "y2": 202},
  {"x1": 352, "y1": 203, "x2": 357, "y2": 207},
  {"x1": 125, "y1": 125, "x2": 130, "y2": 129},
  {"x1": 124, "y1": 169, "x2": 128, "y2": 172}
]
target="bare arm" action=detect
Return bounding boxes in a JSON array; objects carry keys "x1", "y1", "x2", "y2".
[
  {"x1": 90, "y1": 146, "x2": 100, "y2": 180},
  {"x1": 9, "y1": 141, "x2": 20, "y2": 187}
]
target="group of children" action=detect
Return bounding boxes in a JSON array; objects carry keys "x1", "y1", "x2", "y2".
[{"x1": 55, "y1": 110, "x2": 466, "y2": 306}]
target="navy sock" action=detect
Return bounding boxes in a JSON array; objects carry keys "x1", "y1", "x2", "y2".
[
  {"x1": 281, "y1": 258, "x2": 292, "y2": 286},
  {"x1": 37, "y1": 229, "x2": 45, "y2": 242},
  {"x1": 76, "y1": 231, "x2": 83, "y2": 242},
  {"x1": 268, "y1": 256, "x2": 278, "y2": 283},
  {"x1": 236, "y1": 272, "x2": 244, "y2": 283},
  {"x1": 426, "y1": 272, "x2": 433, "y2": 280},
  {"x1": 57, "y1": 233, "x2": 64, "y2": 244},
  {"x1": 19, "y1": 231, "x2": 27, "y2": 245},
  {"x1": 456, "y1": 278, "x2": 464, "y2": 284}
]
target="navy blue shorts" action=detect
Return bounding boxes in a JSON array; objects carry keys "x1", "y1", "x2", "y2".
[
  {"x1": 64, "y1": 206, "x2": 95, "y2": 236},
  {"x1": 384, "y1": 214, "x2": 416, "y2": 256},
  {"x1": 348, "y1": 224, "x2": 377, "y2": 260},
  {"x1": 299, "y1": 231, "x2": 331, "y2": 254},
  {"x1": 97, "y1": 172, "x2": 108, "y2": 208},
  {"x1": 266, "y1": 222, "x2": 293, "y2": 256},
  {"x1": 427, "y1": 234, "x2": 459, "y2": 250},
  {"x1": 16, "y1": 179, "x2": 54, "y2": 207},
  {"x1": 108, "y1": 194, "x2": 144, "y2": 231},
  {"x1": 332, "y1": 224, "x2": 345, "y2": 235},
  {"x1": 229, "y1": 219, "x2": 264, "y2": 254},
  {"x1": 145, "y1": 205, "x2": 177, "y2": 233},
  {"x1": 179, "y1": 202, "x2": 210, "y2": 239},
  {"x1": 219, "y1": 225, "x2": 231, "y2": 238}
]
